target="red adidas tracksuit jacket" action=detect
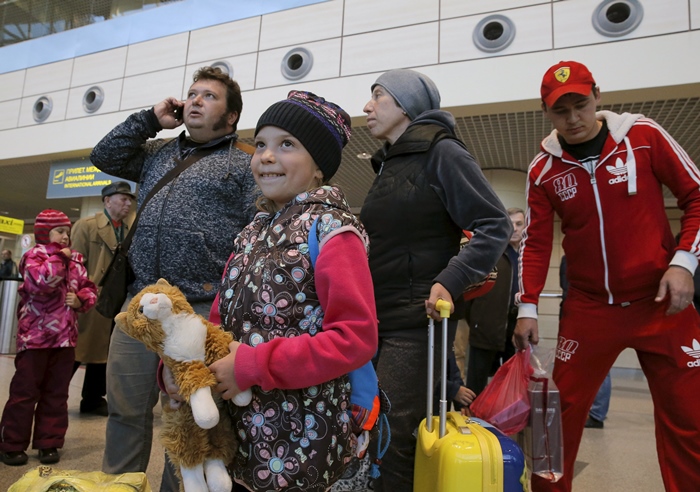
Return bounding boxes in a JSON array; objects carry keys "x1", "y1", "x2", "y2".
[{"x1": 518, "y1": 110, "x2": 700, "y2": 492}]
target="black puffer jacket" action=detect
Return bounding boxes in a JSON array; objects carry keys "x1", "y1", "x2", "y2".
[
  {"x1": 360, "y1": 110, "x2": 512, "y2": 335},
  {"x1": 90, "y1": 109, "x2": 258, "y2": 302}
]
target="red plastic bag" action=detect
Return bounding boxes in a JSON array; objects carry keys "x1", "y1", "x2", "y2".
[{"x1": 470, "y1": 346, "x2": 533, "y2": 435}]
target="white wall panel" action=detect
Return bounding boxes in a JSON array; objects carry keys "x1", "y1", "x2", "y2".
[
  {"x1": 441, "y1": 5, "x2": 553, "y2": 63},
  {"x1": 18, "y1": 90, "x2": 69, "y2": 127},
  {"x1": 23, "y1": 60, "x2": 73, "y2": 97},
  {"x1": 554, "y1": 0, "x2": 689, "y2": 49},
  {"x1": 692, "y1": 0, "x2": 700, "y2": 30},
  {"x1": 0, "y1": 70, "x2": 26, "y2": 103},
  {"x1": 483, "y1": 170, "x2": 527, "y2": 210},
  {"x1": 343, "y1": 0, "x2": 438, "y2": 35},
  {"x1": 235, "y1": 72, "x2": 380, "y2": 131},
  {"x1": 184, "y1": 53, "x2": 258, "y2": 94},
  {"x1": 441, "y1": 0, "x2": 551, "y2": 20},
  {"x1": 72, "y1": 48, "x2": 128, "y2": 88},
  {"x1": 255, "y1": 39, "x2": 341, "y2": 89},
  {"x1": 120, "y1": 67, "x2": 186, "y2": 110},
  {"x1": 188, "y1": 17, "x2": 261, "y2": 64},
  {"x1": 65, "y1": 79, "x2": 124, "y2": 120},
  {"x1": 125, "y1": 33, "x2": 189, "y2": 77},
  {"x1": 260, "y1": 1, "x2": 342, "y2": 50},
  {"x1": 341, "y1": 23, "x2": 439, "y2": 76},
  {"x1": 0, "y1": 100, "x2": 21, "y2": 130}
]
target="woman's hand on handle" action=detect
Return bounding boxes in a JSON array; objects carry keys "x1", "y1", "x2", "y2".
[{"x1": 426, "y1": 283, "x2": 454, "y2": 320}]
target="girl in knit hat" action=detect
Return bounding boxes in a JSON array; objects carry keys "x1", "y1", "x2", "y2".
[
  {"x1": 0, "y1": 209, "x2": 97, "y2": 467},
  {"x1": 162, "y1": 91, "x2": 378, "y2": 491}
]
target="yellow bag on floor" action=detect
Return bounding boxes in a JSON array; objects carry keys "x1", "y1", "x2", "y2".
[{"x1": 8, "y1": 466, "x2": 152, "y2": 491}]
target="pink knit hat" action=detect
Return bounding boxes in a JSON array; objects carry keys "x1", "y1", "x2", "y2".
[{"x1": 34, "y1": 209, "x2": 71, "y2": 245}]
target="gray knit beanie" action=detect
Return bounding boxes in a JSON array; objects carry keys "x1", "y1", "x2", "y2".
[{"x1": 371, "y1": 69, "x2": 441, "y2": 120}]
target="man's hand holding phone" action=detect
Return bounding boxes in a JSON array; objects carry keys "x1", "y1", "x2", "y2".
[{"x1": 153, "y1": 97, "x2": 184, "y2": 129}]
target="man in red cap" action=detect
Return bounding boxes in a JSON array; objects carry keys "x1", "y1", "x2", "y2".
[{"x1": 514, "y1": 61, "x2": 700, "y2": 492}]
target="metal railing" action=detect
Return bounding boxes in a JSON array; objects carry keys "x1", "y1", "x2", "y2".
[
  {"x1": 539, "y1": 292, "x2": 563, "y2": 299},
  {"x1": 0, "y1": 279, "x2": 20, "y2": 354}
]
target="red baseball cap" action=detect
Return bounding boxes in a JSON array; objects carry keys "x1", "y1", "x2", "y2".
[{"x1": 540, "y1": 61, "x2": 596, "y2": 107}]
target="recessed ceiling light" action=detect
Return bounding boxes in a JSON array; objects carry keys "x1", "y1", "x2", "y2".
[{"x1": 357, "y1": 152, "x2": 372, "y2": 160}]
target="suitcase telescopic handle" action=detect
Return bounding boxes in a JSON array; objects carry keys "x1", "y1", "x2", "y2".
[{"x1": 426, "y1": 299, "x2": 451, "y2": 437}]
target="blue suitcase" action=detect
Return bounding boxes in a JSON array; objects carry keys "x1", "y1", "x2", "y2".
[{"x1": 469, "y1": 417, "x2": 529, "y2": 492}]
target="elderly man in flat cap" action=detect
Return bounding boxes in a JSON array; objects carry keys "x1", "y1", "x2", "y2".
[{"x1": 70, "y1": 181, "x2": 135, "y2": 416}]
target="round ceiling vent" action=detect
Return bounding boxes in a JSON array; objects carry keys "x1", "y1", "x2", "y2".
[
  {"x1": 473, "y1": 15, "x2": 516, "y2": 53},
  {"x1": 592, "y1": 0, "x2": 644, "y2": 37},
  {"x1": 82, "y1": 86, "x2": 104, "y2": 113},
  {"x1": 211, "y1": 60, "x2": 233, "y2": 77},
  {"x1": 281, "y1": 47, "x2": 313, "y2": 81},
  {"x1": 33, "y1": 96, "x2": 53, "y2": 123}
]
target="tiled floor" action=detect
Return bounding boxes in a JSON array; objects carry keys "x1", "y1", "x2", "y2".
[{"x1": 0, "y1": 354, "x2": 664, "y2": 491}]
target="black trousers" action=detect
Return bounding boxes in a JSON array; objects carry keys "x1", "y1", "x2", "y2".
[
  {"x1": 466, "y1": 346, "x2": 499, "y2": 397},
  {"x1": 72, "y1": 362, "x2": 107, "y2": 404}
]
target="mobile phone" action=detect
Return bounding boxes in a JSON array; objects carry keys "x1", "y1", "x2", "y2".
[{"x1": 173, "y1": 106, "x2": 183, "y2": 120}]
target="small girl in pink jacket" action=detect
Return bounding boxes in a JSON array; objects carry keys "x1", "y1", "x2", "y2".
[{"x1": 0, "y1": 209, "x2": 97, "y2": 467}]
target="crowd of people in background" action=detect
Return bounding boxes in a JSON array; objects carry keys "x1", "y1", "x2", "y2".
[{"x1": 1, "y1": 60, "x2": 699, "y2": 492}]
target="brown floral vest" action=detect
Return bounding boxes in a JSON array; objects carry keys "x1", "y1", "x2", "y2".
[{"x1": 219, "y1": 186, "x2": 369, "y2": 491}]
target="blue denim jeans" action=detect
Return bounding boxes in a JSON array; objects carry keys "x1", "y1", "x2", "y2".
[
  {"x1": 588, "y1": 371, "x2": 612, "y2": 421},
  {"x1": 102, "y1": 294, "x2": 213, "y2": 491}
]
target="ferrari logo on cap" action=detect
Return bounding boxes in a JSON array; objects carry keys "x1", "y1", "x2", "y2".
[{"x1": 554, "y1": 67, "x2": 571, "y2": 83}]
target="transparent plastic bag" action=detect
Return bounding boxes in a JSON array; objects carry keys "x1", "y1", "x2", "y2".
[
  {"x1": 520, "y1": 344, "x2": 564, "y2": 483},
  {"x1": 470, "y1": 346, "x2": 533, "y2": 435}
]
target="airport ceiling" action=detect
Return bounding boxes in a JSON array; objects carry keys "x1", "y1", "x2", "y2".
[{"x1": 1, "y1": 84, "x2": 699, "y2": 224}]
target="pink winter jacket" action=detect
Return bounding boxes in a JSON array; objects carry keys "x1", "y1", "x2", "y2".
[{"x1": 16, "y1": 243, "x2": 97, "y2": 352}]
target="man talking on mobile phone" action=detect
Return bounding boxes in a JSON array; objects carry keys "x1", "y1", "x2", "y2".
[{"x1": 90, "y1": 66, "x2": 258, "y2": 492}]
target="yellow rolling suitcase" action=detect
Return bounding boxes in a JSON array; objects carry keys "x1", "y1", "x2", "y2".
[{"x1": 414, "y1": 300, "x2": 528, "y2": 492}]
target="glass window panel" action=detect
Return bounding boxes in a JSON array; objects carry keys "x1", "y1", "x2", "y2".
[{"x1": 0, "y1": 0, "x2": 184, "y2": 46}]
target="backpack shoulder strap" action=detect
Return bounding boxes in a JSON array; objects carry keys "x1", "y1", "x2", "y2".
[
  {"x1": 308, "y1": 216, "x2": 320, "y2": 267},
  {"x1": 307, "y1": 215, "x2": 382, "y2": 432}
]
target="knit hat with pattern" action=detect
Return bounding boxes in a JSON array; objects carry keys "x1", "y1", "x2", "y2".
[
  {"x1": 34, "y1": 209, "x2": 71, "y2": 245},
  {"x1": 255, "y1": 91, "x2": 352, "y2": 182}
]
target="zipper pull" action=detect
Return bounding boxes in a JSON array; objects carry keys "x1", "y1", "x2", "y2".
[{"x1": 378, "y1": 162, "x2": 385, "y2": 176}]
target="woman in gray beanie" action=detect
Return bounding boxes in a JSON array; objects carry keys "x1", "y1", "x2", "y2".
[{"x1": 360, "y1": 69, "x2": 513, "y2": 491}]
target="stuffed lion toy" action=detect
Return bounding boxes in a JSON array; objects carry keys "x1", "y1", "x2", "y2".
[{"x1": 116, "y1": 279, "x2": 252, "y2": 492}]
